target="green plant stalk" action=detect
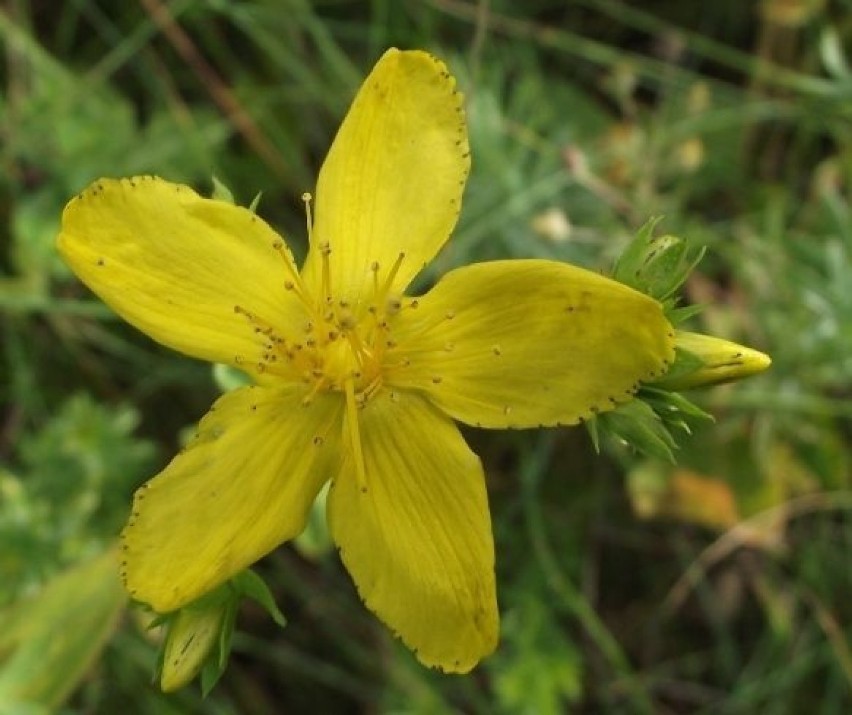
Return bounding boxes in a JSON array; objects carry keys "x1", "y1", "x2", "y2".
[{"x1": 520, "y1": 432, "x2": 657, "y2": 714}]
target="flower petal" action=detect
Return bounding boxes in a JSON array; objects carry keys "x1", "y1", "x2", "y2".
[
  {"x1": 301, "y1": 48, "x2": 469, "y2": 304},
  {"x1": 389, "y1": 259, "x2": 675, "y2": 428},
  {"x1": 327, "y1": 389, "x2": 497, "y2": 673},
  {"x1": 58, "y1": 176, "x2": 306, "y2": 369},
  {"x1": 121, "y1": 385, "x2": 342, "y2": 613}
]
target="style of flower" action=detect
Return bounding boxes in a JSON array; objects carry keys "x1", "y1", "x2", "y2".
[{"x1": 57, "y1": 48, "x2": 674, "y2": 672}]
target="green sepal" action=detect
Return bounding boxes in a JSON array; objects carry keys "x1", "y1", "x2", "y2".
[
  {"x1": 612, "y1": 217, "x2": 662, "y2": 283},
  {"x1": 650, "y1": 346, "x2": 706, "y2": 387},
  {"x1": 194, "y1": 569, "x2": 287, "y2": 696},
  {"x1": 596, "y1": 399, "x2": 679, "y2": 463},
  {"x1": 293, "y1": 482, "x2": 334, "y2": 560},
  {"x1": 666, "y1": 303, "x2": 706, "y2": 325},
  {"x1": 209, "y1": 177, "x2": 261, "y2": 215},
  {"x1": 589, "y1": 386, "x2": 713, "y2": 460},
  {"x1": 612, "y1": 219, "x2": 705, "y2": 312},
  {"x1": 210, "y1": 176, "x2": 235, "y2": 204},
  {"x1": 640, "y1": 387, "x2": 714, "y2": 424},
  {"x1": 199, "y1": 599, "x2": 238, "y2": 697},
  {"x1": 585, "y1": 415, "x2": 602, "y2": 454},
  {"x1": 153, "y1": 568, "x2": 286, "y2": 695},
  {"x1": 232, "y1": 570, "x2": 287, "y2": 628},
  {"x1": 212, "y1": 363, "x2": 252, "y2": 392},
  {"x1": 155, "y1": 584, "x2": 232, "y2": 693},
  {"x1": 600, "y1": 221, "x2": 769, "y2": 462}
]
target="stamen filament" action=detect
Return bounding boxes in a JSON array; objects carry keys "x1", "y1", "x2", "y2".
[
  {"x1": 301, "y1": 192, "x2": 313, "y2": 243},
  {"x1": 301, "y1": 375, "x2": 327, "y2": 406},
  {"x1": 375, "y1": 252, "x2": 406, "y2": 306},
  {"x1": 346, "y1": 329, "x2": 370, "y2": 366},
  {"x1": 344, "y1": 378, "x2": 368, "y2": 492},
  {"x1": 371, "y1": 261, "x2": 380, "y2": 295},
  {"x1": 272, "y1": 240, "x2": 316, "y2": 318},
  {"x1": 233, "y1": 305, "x2": 283, "y2": 341}
]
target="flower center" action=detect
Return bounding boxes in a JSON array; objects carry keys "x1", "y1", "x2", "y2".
[
  {"x1": 236, "y1": 281, "x2": 394, "y2": 404},
  {"x1": 232, "y1": 195, "x2": 408, "y2": 411},
  {"x1": 301, "y1": 300, "x2": 385, "y2": 400},
  {"x1": 230, "y1": 196, "x2": 432, "y2": 493}
]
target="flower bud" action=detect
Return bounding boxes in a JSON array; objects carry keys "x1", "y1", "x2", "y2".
[
  {"x1": 612, "y1": 222, "x2": 704, "y2": 303},
  {"x1": 159, "y1": 596, "x2": 228, "y2": 692},
  {"x1": 654, "y1": 331, "x2": 771, "y2": 390}
]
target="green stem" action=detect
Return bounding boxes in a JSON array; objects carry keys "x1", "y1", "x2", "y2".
[
  {"x1": 577, "y1": 0, "x2": 838, "y2": 98},
  {"x1": 425, "y1": 0, "x2": 840, "y2": 98},
  {"x1": 0, "y1": 295, "x2": 115, "y2": 318},
  {"x1": 709, "y1": 390, "x2": 852, "y2": 419},
  {"x1": 519, "y1": 432, "x2": 656, "y2": 713}
]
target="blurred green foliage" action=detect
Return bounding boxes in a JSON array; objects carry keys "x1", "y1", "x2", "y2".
[
  {"x1": 0, "y1": 395, "x2": 154, "y2": 605},
  {"x1": 2, "y1": 0, "x2": 851, "y2": 712},
  {"x1": 0, "y1": 549, "x2": 126, "y2": 713}
]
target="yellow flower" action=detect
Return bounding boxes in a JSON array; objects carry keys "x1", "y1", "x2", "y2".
[{"x1": 57, "y1": 49, "x2": 674, "y2": 672}]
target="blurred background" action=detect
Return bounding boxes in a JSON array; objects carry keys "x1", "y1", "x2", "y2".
[{"x1": 1, "y1": 0, "x2": 850, "y2": 712}]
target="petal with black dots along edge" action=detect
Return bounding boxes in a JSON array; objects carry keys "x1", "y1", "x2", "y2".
[
  {"x1": 327, "y1": 389, "x2": 498, "y2": 673},
  {"x1": 300, "y1": 49, "x2": 470, "y2": 306},
  {"x1": 58, "y1": 176, "x2": 307, "y2": 370},
  {"x1": 121, "y1": 385, "x2": 342, "y2": 613},
  {"x1": 388, "y1": 259, "x2": 676, "y2": 429}
]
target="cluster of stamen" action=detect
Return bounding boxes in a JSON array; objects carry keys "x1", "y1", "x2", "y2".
[
  {"x1": 232, "y1": 194, "x2": 425, "y2": 490},
  {"x1": 234, "y1": 195, "x2": 412, "y2": 407}
]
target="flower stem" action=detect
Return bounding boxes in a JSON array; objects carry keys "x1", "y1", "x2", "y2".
[{"x1": 520, "y1": 432, "x2": 657, "y2": 713}]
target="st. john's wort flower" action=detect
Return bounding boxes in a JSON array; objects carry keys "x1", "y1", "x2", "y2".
[{"x1": 57, "y1": 48, "x2": 675, "y2": 672}]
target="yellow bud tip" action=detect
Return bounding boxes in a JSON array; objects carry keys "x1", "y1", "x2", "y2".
[{"x1": 654, "y1": 331, "x2": 771, "y2": 391}]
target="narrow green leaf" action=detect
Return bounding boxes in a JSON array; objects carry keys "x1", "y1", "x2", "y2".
[{"x1": 233, "y1": 570, "x2": 287, "y2": 628}]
